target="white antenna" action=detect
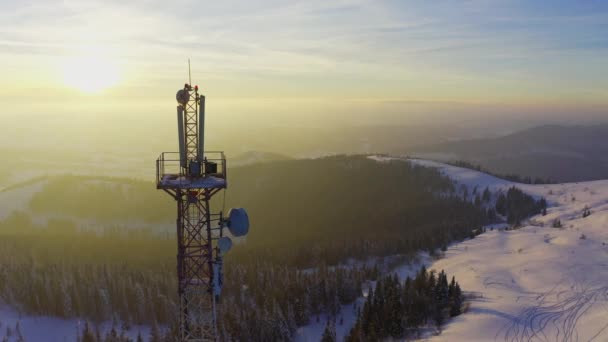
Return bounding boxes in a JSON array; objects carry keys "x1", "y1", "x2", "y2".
[{"x1": 188, "y1": 58, "x2": 192, "y2": 85}]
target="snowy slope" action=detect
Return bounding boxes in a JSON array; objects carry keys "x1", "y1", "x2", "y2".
[{"x1": 406, "y1": 158, "x2": 608, "y2": 342}]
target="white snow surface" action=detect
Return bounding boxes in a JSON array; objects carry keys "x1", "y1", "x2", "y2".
[
  {"x1": 0, "y1": 306, "x2": 151, "y2": 342},
  {"x1": 404, "y1": 158, "x2": 608, "y2": 342}
]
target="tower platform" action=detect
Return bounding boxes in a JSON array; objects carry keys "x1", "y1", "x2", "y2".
[
  {"x1": 158, "y1": 174, "x2": 226, "y2": 189},
  {"x1": 156, "y1": 151, "x2": 227, "y2": 190}
]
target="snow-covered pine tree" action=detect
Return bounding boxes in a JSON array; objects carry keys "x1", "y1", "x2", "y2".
[{"x1": 321, "y1": 319, "x2": 336, "y2": 342}]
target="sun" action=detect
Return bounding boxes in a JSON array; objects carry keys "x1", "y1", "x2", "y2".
[{"x1": 62, "y1": 54, "x2": 120, "y2": 93}]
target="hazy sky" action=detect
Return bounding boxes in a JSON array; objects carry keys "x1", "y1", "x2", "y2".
[{"x1": 1, "y1": 0, "x2": 607, "y2": 122}]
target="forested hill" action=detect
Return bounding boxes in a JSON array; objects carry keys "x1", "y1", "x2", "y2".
[
  {"x1": 25, "y1": 155, "x2": 487, "y2": 267},
  {"x1": 227, "y1": 155, "x2": 486, "y2": 266},
  {"x1": 0, "y1": 155, "x2": 491, "y2": 339}
]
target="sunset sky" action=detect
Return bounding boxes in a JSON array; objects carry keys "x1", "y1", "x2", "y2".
[{"x1": 1, "y1": 0, "x2": 607, "y2": 121}]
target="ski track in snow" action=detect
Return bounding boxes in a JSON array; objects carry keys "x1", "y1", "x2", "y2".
[
  {"x1": 500, "y1": 283, "x2": 608, "y2": 342},
  {"x1": 404, "y1": 158, "x2": 608, "y2": 342}
]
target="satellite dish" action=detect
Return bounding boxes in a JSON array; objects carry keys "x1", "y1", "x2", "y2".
[
  {"x1": 176, "y1": 89, "x2": 190, "y2": 105},
  {"x1": 227, "y1": 208, "x2": 249, "y2": 237},
  {"x1": 217, "y1": 236, "x2": 233, "y2": 255}
]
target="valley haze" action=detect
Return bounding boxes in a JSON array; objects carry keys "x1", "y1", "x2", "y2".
[{"x1": 0, "y1": 0, "x2": 607, "y2": 341}]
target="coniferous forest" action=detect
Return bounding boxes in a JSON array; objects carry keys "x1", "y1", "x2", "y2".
[
  {"x1": 344, "y1": 267, "x2": 463, "y2": 341},
  {"x1": 495, "y1": 186, "x2": 547, "y2": 225},
  {"x1": 0, "y1": 156, "x2": 518, "y2": 341}
]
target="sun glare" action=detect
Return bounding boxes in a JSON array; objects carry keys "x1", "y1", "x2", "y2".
[{"x1": 62, "y1": 54, "x2": 120, "y2": 93}]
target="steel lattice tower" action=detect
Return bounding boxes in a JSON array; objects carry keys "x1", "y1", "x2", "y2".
[{"x1": 156, "y1": 82, "x2": 247, "y2": 341}]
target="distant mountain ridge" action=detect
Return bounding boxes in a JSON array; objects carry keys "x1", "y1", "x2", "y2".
[{"x1": 412, "y1": 124, "x2": 608, "y2": 182}]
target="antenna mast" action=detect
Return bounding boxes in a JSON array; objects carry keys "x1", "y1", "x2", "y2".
[{"x1": 156, "y1": 70, "x2": 249, "y2": 341}]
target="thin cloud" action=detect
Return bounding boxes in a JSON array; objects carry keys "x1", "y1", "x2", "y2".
[{"x1": 0, "y1": 0, "x2": 606, "y2": 104}]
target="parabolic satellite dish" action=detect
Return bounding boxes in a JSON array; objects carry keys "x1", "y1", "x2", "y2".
[
  {"x1": 226, "y1": 208, "x2": 249, "y2": 237},
  {"x1": 176, "y1": 89, "x2": 190, "y2": 105},
  {"x1": 217, "y1": 236, "x2": 233, "y2": 255}
]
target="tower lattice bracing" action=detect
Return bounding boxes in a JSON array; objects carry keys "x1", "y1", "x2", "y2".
[
  {"x1": 156, "y1": 82, "x2": 247, "y2": 342},
  {"x1": 183, "y1": 94, "x2": 199, "y2": 162}
]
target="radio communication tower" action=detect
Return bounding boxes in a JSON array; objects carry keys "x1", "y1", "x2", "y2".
[{"x1": 156, "y1": 73, "x2": 249, "y2": 341}]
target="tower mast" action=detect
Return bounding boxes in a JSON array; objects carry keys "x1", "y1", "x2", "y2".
[{"x1": 156, "y1": 76, "x2": 249, "y2": 341}]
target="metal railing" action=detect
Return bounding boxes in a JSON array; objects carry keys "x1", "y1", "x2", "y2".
[{"x1": 156, "y1": 151, "x2": 227, "y2": 188}]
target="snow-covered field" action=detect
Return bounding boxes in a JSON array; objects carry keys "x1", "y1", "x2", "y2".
[{"x1": 407, "y1": 159, "x2": 608, "y2": 342}]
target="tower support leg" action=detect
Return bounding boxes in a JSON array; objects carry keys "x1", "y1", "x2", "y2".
[{"x1": 176, "y1": 190, "x2": 218, "y2": 341}]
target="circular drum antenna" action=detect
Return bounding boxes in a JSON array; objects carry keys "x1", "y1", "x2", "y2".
[
  {"x1": 227, "y1": 208, "x2": 249, "y2": 237},
  {"x1": 176, "y1": 89, "x2": 190, "y2": 105},
  {"x1": 217, "y1": 236, "x2": 233, "y2": 255}
]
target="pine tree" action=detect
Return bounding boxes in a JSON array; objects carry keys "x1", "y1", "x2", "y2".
[
  {"x1": 436, "y1": 271, "x2": 449, "y2": 309},
  {"x1": 582, "y1": 206, "x2": 591, "y2": 218},
  {"x1": 482, "y1": 187, "x2": 491, "y2": 202},
  {"x1": 82, "y1": 322, "x2": 97, "y2": 342},
  {"x1": 448, "y1": 276, "x2": 456, "y2": 298},
  {"x1": 118, "y1": 327, "x2": 130, "y2": 342},
  {"x1": 539, "y1": 197, "x2": 547, "y2": 211},
  {"x1": 105, "y1": 325, "x2": 119, "y2": 342},
  {"x1": 345, "y1": 318, "x2": 363, "y2": 342},
  {"x1": 285, "y1": 303, "x2": 297, "y2": 335},
  {"x1": 15, "y1": 322, "x2": 24, "y2": 342},
  {"x1": 321, "y1": 319, "x2": 336, "y2": 342},
  {"x1": 15, "y1": 331, "x2": 25, "y2": 341},
  {"x1": 462, "y1": 186, "x2": 469, "y2": 201},
  {"x1": 149, "y1": 322, "x2": 162, "y2": 342},
  {"x1": 496, "y1": 193, "x2": 506, "y2": 216},
  {"x1": 474, "y1": 195, "x2": 482, "y2": 207},
  {"x1": 450, "y1": 283, "x2": 463, "y2": 317},
  {"x1": 95, "y1": 325, "x2": 103, "y2": 342}
]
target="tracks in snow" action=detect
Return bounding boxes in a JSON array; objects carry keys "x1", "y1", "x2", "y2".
[{"x1": 499, "y1": 282, "x2": 608, "y2": 342}]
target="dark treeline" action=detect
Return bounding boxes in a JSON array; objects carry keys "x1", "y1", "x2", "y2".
[
  {"x1": 495, "y1": 187, "x2": 547, "y2": 225},
  {"x1": 0, "y1": 219, "x2": 381, "y2": 341},
  {"x1": 29, "y1": 176, "x2": 172, "y2": 223},
  {"x1": 0, "y1": 215, "x2": 176, "y2": 325},
  {"x1": 446, "y1": 160, "x2": 556, "y2": 184},
  {"x1": 3, "y1": 156, "x2": 493, "y2": 340},
  {"x1": 29, "y1": 156, "x2": 488, "y2": 267},
  {"x1": 219, "y1": 263, "x2": 380, "y2": 341},
  {"x1": 344, "y1": 267, "x2": 463, "y2": 341}
]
